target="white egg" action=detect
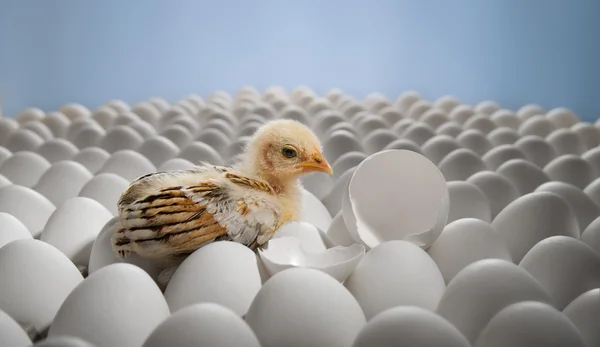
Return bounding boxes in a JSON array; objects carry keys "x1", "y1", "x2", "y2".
[
  {"x1": 491, "y1": 192, "x2": 579, "y2": 262},
  {"x1": 562, "y1": 288, "x2": 600, "y2": 347},
  {"x1": 273, "y1": 221, "x2": 327, "y2": 253},
  {"x1": 34, "y1": 161, "x2": 93, "y2": 207},
  {"x1": 544, "y1": 154, "x2": 595, "y2": 189},
  {"x1": 164, "y1": 241, "x2": 262, "y2": 315},
  {"x1": 581, "y1": 216, "x2": 600, "y2": 255},
  {"x1": 343, "y1": 150, "x2": 449, "y2": 249},
  {"x1": 142, "y1": 303, "x2": 260, "y2": 347},
  {"x1": 299, "y1": 189, "x2": 333, "y2": 231},
  {"x1": 421, "y1": 135, "x2": 461, "y2": 164},
  {"x1": 35, "y1": 335, "x2": 96, "y2": 347},
  {"x1": 0, "y1": 151, "x2": 50, "y2": 187},
  {"x1": 456, "y1": 129, "x2": 493, "y2": 156},
  {"x1": 475, "y1": 301, "x2": 586, "y2": 347},
  {"x1": 178, "y1": 141, "x2": 224, "y2": 165},
  {"x1": 496, "y1": 159, "x2": 550, "y2": 195},
  {"x1": 466, "y1": 170, "x2": 520, "y2": 218},
  {"x1": 446, "y1": 181, "x2": 491, "y2": 223},
  {"x1": 246, "y1": 267, "x2": 366, "y2": 347},
  {"x1": 0, "y1": 184, "x2": 56, "y2": 237},
  {"x1": 36, "y1": 139, "x2": 79, "y2": 163},
  {"x1": 428, "y1": 219, "x2": 512, "y2": 283},
  {"x1": 345, "y1": 240, "x2": 446, "y2": 319},
  {"x1": 98, "y1": 150, "x2": 156, "y2": 182},
  {"x1": 41, "y1": 197, "x2": 113, "y2": 267},
  {"x1": 519, "y1": 236, "x2": 600, "y2": 310},
  {"x1": 352, "y1": 306, "x2": 470, "y2": 347},
  {"x1": 48, "y1": 263, "x2": 170, "y2": 347},
  {"x1": 481, "y1": 144, "x2": 526, "y2": 170},
  {"x1": 99, "y1": 126, "x2": 144, "y2": 153},
  {"x1": 0, "y1": 309, "x2": 31, "y2": 347},
  {"x1": 535, "y1": 181, "x2": 600, "y2": 230},
  {"x1": 0, "y1": 239, "x2": 83, "y2": 332},
  {"x1": 436, "y1": 259, "x2": 553, "y2": 343},
  {"x1": 514, "y1": 135, "x2": 558, "y2": 168},
  {"x1": 72, "y1": 147, "x2": 110, "y2": 174},
  {"x1": 438, "y1": 148, "x2": 487, "y2": 181},
  {"x1": 0, "y1": 212, "x2": 32, "y2": 249},
  {"x1": 78, "y1": 173, "x2": 130, "y2": 215}
]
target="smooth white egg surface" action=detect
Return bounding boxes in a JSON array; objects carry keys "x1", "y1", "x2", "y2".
[{"x1": 1, "y1": 90, "x2": 597, "y2": 346}]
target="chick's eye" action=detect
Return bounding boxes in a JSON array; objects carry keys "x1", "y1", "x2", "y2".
[{"x1": 282, "y1": 147, "x2": 297, "y2": 158}]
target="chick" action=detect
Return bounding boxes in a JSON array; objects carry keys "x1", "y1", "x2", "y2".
[{"x1": 111, "y1": 119, "x2": 333, "y2": 278}]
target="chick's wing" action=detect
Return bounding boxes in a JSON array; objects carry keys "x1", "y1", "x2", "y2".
[{"x1": 113, "y1": 166, "x2": 283, "y2": 259}]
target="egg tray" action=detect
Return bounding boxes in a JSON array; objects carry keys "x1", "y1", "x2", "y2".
[{"x1": 0, "y1": 88, "x2": 599, "y2": 347}]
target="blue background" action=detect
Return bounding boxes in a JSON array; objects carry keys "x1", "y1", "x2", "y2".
[{"x1": 1, "y1": 0, "x2": 599, "y2": 120}]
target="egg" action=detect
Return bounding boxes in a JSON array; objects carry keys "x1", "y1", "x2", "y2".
[
  {"x1": 352, "y1": 306, "x2": 469, "y2": 347},
  {"x1": 491, "y1": 192, "x2": 579, "y2": 262},
  {"x1": 0, "y1": 309, "x2": 32, "y2": 347},
  {"x1": 421, "y1": 135, "x2": 461, "y2": 164},
  {"x1": 466, "y1": 170, "x2": 520, "y2": 218},
  {"x1": 34, "y1": 336, "x2": 96, "y2": 347},
  {"x1": 34, "y1": 161, "x2": 93, "y2": 207},
  {"x1": 0, "y1": 151, "x2": 50, "y2": 187},
  {"x1": 0, "y1": 185, "x2": 56, "y2": 237},
  {"x1": 456, "y1": 129, "x2": 493, "y2": 155},
  {"x1": 581, "y1": 216, "x2": 600, "y2": 255},
  {"x1": 562, "y1": 289, "x2": 600, "y2": 347},
  {"x1": 164, "y1": 241, "x2": 262, "y2": 315},
  {"x1": 78, "y1": 173, "x2": 130, "y2": 215},
  {"x1": 0, "y1": 239, "x2": 83, "y2": 332},
  {"x1": 446, "y1": 181, "x2": 491, "y2": 223},
  {"x1": 481, "y1": 145, "x2": 526, "y2": 170},
  {"x1": 474, "y1": 301, "x2": 586, "y2": 347},
  {"x1": 142, "y1": 303, "x2": 260, "y2": 347},
  {"x1": 36, "y1": 139, "x2": 79, "y2": 163},
  {"x1": 535, "y1": 181, "x2": 600, "y2": 230},
  {"x1": 0, "y1": 212, "x2": 32, "y2": 249},
  {"x1": 544, "y1": 154, "x2": 595, "y2": 189},
  {"x1": 98, "y1": 150, "x2": 156, "y2": 182},
  {"x1": 327, "y1": 211, "x2": 358, "y2": 247},
  {"x1": 438, "y1": 148, "x2": 487, "y2": 181},
  {"x1": 496, "y1": 159, "x2": 550, "y2": 195},
  {"x1": 48, "y1": 263, "x2": 170, "y2": 347},
  {"x1": 72, "y1": 147, "x2": 110, "y2": 174},
  {"x1": 436, "y1": 259, "x2": 553, "y2": 343},
  {"x1": 179, "y1": 141, "x2": 224, "y2": 166},
  {"x1": 519, "y1": 235, "x2": 600, "y2": 310},
  {"x1": 245, "y1": 268, "x2": 366, "y2": 347},
  {"x1": 514, "y1": 135, "x2": 558, "y2": 168},
  {"x1": 343, "y1": 150, "x2": 449, "y2": 249},
  {"x1": 427, "y1": 219, "x2": 512, "y2": 283},
  {"x1": 40, "y1": 197, "x2": 114, "y2": 267},
  {"x1": 345, "y1": 240, "x2": 446, "y2": 319}
]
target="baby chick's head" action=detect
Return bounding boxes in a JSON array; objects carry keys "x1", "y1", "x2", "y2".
[{"x1": 243, "y1": 119, "x2": 333, "y2": 181}]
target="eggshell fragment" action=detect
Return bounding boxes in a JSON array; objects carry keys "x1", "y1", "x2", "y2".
[
  {"x1": 299, "y1": 189, "x2": 332, "y2": 232},
  {"x1": 0, "y1": 239, "x2": 83, "y2": 332},
  {"x1": 41, "y1": 197, "x2": 113, "y2": 266},
  {"x1": 492, "y1": 192, "x2": 579, "y2": 262},
  {"x1": 246, "y1": 268, "x2": 366, "y2": 347},
  {"x1": 0, "y1": 309, "x2": 31, "y2": 347},
  {"x1": 436, "y1": 259, "x2": 553, "y2": 343},
  {"x1": 352, "y1": 306, "x2": 470, "y2": 347},
  {"x1": 343, "y1": 150, "x2": 448, "y2": 249},
  {"x1": 428, "y1": 219, "x2": 512, "y2": 284},
  {"x1": 519, "y1": 236, "x2": 600, "y2": 309},
  {"x1": 164, "y1": 241, "x2": 262, "y2": 315},
  {"x1": 48, "y1": 263, "x2": 170, "y2": 347},
  {"x1": 0, "y1": 185, "x2": 55, "y2": 237},
  {"x1": 273, "y1": 221, "x2": 327, "y2": 253},
  {"x1": 259, "y1": 236, "x2": 365, "y2": 282},
  {"x1": 345, "y1": 240, "x2": 446, "y2": 319},
  {"x1": 562, "y1": 289, "x2": 600, "y2": 347},
  {"x1": 327, "y1": 211, "x2": 357, "y2": 247},
  {"x1": 142, "y1": 303, "x2": 260, "y2": 347},
  {"x1": 446, "y1": 182, "x2": 491, "y2": 223}
]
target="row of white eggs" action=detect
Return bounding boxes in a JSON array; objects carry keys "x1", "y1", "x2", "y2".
[
  {"x1": 1, "y1": 89, "x2": 600, "y2": 347},
  {"x1": 1, "y1": 147, "x2": 599, "y2": 346}
]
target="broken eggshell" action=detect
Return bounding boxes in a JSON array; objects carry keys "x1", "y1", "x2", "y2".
[
  {"x1": 342, "y1": 149, "x2": 449, "y2": 249},
  {"x1": 258, "y1": 236, "x2": 365, "y2": 282}
]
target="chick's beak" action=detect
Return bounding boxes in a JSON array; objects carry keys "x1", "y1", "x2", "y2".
[{"x1": 299, "y1": 152, "x2": 333, "y2": 175}]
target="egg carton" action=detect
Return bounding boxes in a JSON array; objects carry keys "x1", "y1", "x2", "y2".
[{"x1": 0, "y1": 88, "x2": 598, "y2": 347}]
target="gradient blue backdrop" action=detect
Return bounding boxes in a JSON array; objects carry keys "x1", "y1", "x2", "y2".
[{"x1": 1, "y1": 0, "x2": 599, "y2": 120}]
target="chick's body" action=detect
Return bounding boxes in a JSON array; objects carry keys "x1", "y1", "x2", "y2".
[{"x1": 111, "y1": 119, "x2": 332, "y2": 265}]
